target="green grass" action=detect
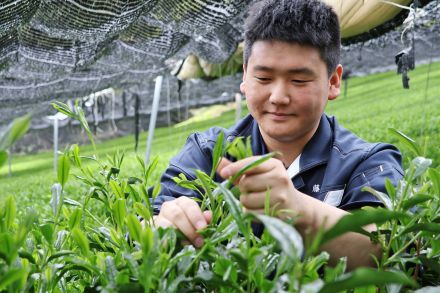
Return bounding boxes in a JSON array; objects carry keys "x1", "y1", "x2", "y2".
[{"x1": 1, "y1": 61, "x2": 439, "y2": 212}]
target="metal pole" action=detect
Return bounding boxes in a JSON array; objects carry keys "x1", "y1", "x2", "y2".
[
  {"x1": 235, "y1": 93, "x2": 242, "y2": 123},
  {"x1": 145, "y1": 75, "x2": 163, "y2": 164},
  {"x1": 54, "y1": 117, "x2": 59, "y2": 176}
]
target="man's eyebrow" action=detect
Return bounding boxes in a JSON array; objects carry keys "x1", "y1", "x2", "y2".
[{"x1": 253, "y1": 65, "x2": 316, "y2": 76}]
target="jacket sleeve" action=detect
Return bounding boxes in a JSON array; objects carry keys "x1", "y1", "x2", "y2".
[
  {"x1": 339, "y1": 143, "x2": 404, "y2": 210},
  {"x1": 152, "y1": 131, "x2": 217, "y2": 214}
]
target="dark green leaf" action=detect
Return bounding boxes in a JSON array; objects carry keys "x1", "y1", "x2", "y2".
[
  {"x1": 0, "y1": 150, "x2": 7, "y2": 167},
  {"x1": 46, "y1": 250, "x2": 76, "y2": 264},
  {"x1": 401, "y1": 223, "x2": 440, "y2": 235},
  {"x1": 320, "y1": 268, "x2": 417, "y2": 293},
  {"x1": 18, "y1": 250, "x2": 36, "y2": 264},
  {"x1": 40, "y1": 223, "x2": 55, "y2": 244},
  {"x1": 321, "y1": 209, "x2": 406, "y2": 245},
  {"x1": 254, "y1": 214, "x2": 304, "y2": 260},
  {"x1": 210, "y1": 131, "x2": 225, "y2": 178}
]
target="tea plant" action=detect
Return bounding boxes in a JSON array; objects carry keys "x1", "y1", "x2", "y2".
[{"x1": 0, "y1": 104, "x2": 439, "y2": 291}]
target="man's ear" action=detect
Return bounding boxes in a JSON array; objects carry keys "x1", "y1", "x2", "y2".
[
  {"x1": 328, "y1": 64, "x2": 343, "y2": 101},
  {"x1": 240, "y1": 64, "x2": 247, "y2": 95}
]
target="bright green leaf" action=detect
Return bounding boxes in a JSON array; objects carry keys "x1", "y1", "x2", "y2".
[
  {"x1": 57, "y1": 154, "x2": 71, "y2": 187},
  {"x1": 68, "y1": 208, "x2": 83, "y2": 230},
  {"x1": 71, "y1": 228, "x2": 90, "y2": 256}
]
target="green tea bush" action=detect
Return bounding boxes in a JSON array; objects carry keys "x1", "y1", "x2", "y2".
[{"x1": 0, "y1": 129, "x2": 439, "y2": 292}]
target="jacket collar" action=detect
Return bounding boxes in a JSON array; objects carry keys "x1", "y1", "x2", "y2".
[{"x1": 245, "y1": 114, "x2": 332, "y2": 171}]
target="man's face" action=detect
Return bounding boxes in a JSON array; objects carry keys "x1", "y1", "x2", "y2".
[{"x1": 241, "y1": 40, "x2": 342, "y2": 145}]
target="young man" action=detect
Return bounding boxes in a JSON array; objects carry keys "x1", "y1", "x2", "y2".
[{"x1": 153, "y1": 0, "x2": 403, "y2": 270}]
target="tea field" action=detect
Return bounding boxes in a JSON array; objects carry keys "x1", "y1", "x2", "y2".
[
  {"x1": 0, "y1": 61, "x2": 439, "y2": 292},
  {"x1": 1, "y1": 61, "x2": 439, "y2": 208}
]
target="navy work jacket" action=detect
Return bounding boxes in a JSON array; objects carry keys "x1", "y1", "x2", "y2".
[{"x1": 153, "y1": 114, "x2": 403, "y2": 234}]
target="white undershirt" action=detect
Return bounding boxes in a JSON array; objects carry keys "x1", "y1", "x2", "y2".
[{"x1": 286, "y1": 154, "x2": 301, "y2": 179}]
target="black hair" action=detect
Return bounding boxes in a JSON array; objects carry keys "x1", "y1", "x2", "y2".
[{"x1": 243, "y1": 0, "x2": 340, "y2": 76}]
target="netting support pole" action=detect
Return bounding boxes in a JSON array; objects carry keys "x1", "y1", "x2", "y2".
[
  {"x1": 145, "y1": 75, "x2": 163, "y2": 164},
  {"x1": 54, "y1": 117, "x2": 59, "y2": 176},
  {"x1": 235, "y1": 93, "x2": 242, "y2": 123}
]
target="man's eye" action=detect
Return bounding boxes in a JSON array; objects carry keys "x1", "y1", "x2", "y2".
[
  {"x1": 292, "y1": 80, "x2": 309, "y2": 84},
  {"x1": 255, "y1": 77, "x2": 271, "y2": 81}
]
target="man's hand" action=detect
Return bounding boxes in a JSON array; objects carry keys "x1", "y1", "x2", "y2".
[
  {"x1": 217, "y1": 157, "x2": 303, "y2": 218},
  {"x1": 154, "y1": 197, "x2": 212, "y2": 248}
]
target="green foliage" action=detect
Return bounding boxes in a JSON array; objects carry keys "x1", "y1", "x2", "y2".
[
  {"x1": 0, "y1": 114, "x2": 31, "y2": 168},
  {"x1": 0, "y1": 130, "x2": 438, "y2": 292}
]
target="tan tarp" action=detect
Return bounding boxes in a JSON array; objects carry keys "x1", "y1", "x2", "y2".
[{"x1": 325, "y1": 0, "x2": 412, "y2": 38}]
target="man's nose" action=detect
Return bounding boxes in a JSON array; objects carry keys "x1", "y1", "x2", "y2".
[{"x1": 269, "y1": 81, "x2": 290, "y2": 105}]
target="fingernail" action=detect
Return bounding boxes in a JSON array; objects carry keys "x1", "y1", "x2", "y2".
[
  {"x1": 195, "y1": 221, "x2": 206, "y2": 230},
  {"x1": 194, "y1": 237, "x2": 204, "y2": 248}
]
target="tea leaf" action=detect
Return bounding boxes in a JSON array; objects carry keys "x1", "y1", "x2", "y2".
[
  {"x1": 216, "y1": 182, "x2": 246, "y2": 236},
  {"x1": 50, "y1": 183, "x2": 63, "y2": 217},
  {"x1": 0, "y1": 150, "x2": 7, "y2": 167},
  {"x1": 113, "y1": 199, "x2": 126, "y2": 229},
  {"x1": 321, "y1": 209, "x2": 406, "y2": 245},
  {"x1": 126, "y1": 214, "x2": 142, "y2": 242},
  {"x1": 109, "y1": 180, "x2": 124, "y2": 199},
  {"x1": 362, "y1": 186, "x2": 392, "y2": 210},
  {"x1": 211, "y1": 131, "x2": 225, "y2": 178},
  {"x1": 68, "y1": 208, "x2": 83, "y2": 230},
  {"x1": 254, "y1": 214, "x2": 304, "y2": 260},
  {"x1": 4, "y1": 196, "x2": 16, "y2": 230},
  {"x1": 58, "y1": 154, "x2": 71, "y2": 187},
  {"x1": 40, "y1": 223, "x2": 55, "y2": 245},
  {"x1": 141, "y1": 227, "x2": 154, "y2": 256},
  {"x1": 229, "y1": 152, "x2": 278, "y2": 184},
  {"x1": 401, "y1": 223, "x2": 440, "y2": 235},
  {"x1": 0, "y1": 114, "x2": 31, "y2": 150},
  {"x1": 388, "y1": 128, "x2": 422, "y2": 156},
  {"x1": 412, "y1": 157, "x2": 432, "y2": 178},
  {"x1": 428, "y1": 168, "x2": 440, "y2": 196},
  {"x1": 320, "y1": 269, "x2": 417, "y2": 293},
  {"x1": 71, "y1": 228, "x2": 90, "y2": 256},
  {"x1": 134, "y1": 202, "x2": 151, "y2": 222},
  {"x1": 69, "y1": 144, "x2": 82, "y2": 168},
  {"x1": 0, "y1": 267, "x2": 27, "y2": 291},
  {"x1": 401, "y1": 194, "x2": 433, "y2": 210},
  {"x1": 46, "y1": 251, "x2": 76, "y2": 264}
]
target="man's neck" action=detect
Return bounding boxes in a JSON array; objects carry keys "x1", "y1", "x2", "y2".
[{"x1": 260, "y1": 125, "x2": 319, "y2": 167}]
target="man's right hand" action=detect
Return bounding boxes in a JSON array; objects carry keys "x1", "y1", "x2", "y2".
[{"x1": 154, "y1": 197, "x2": 212, "y2": 248}]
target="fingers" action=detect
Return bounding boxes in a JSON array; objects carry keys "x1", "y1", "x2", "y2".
[
  {"x1": 218, "y1": 156, "x2": 281, "y2": 180},
  {"x1": 158, "y1": 197, "x2": 209, "y2": 248}
]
